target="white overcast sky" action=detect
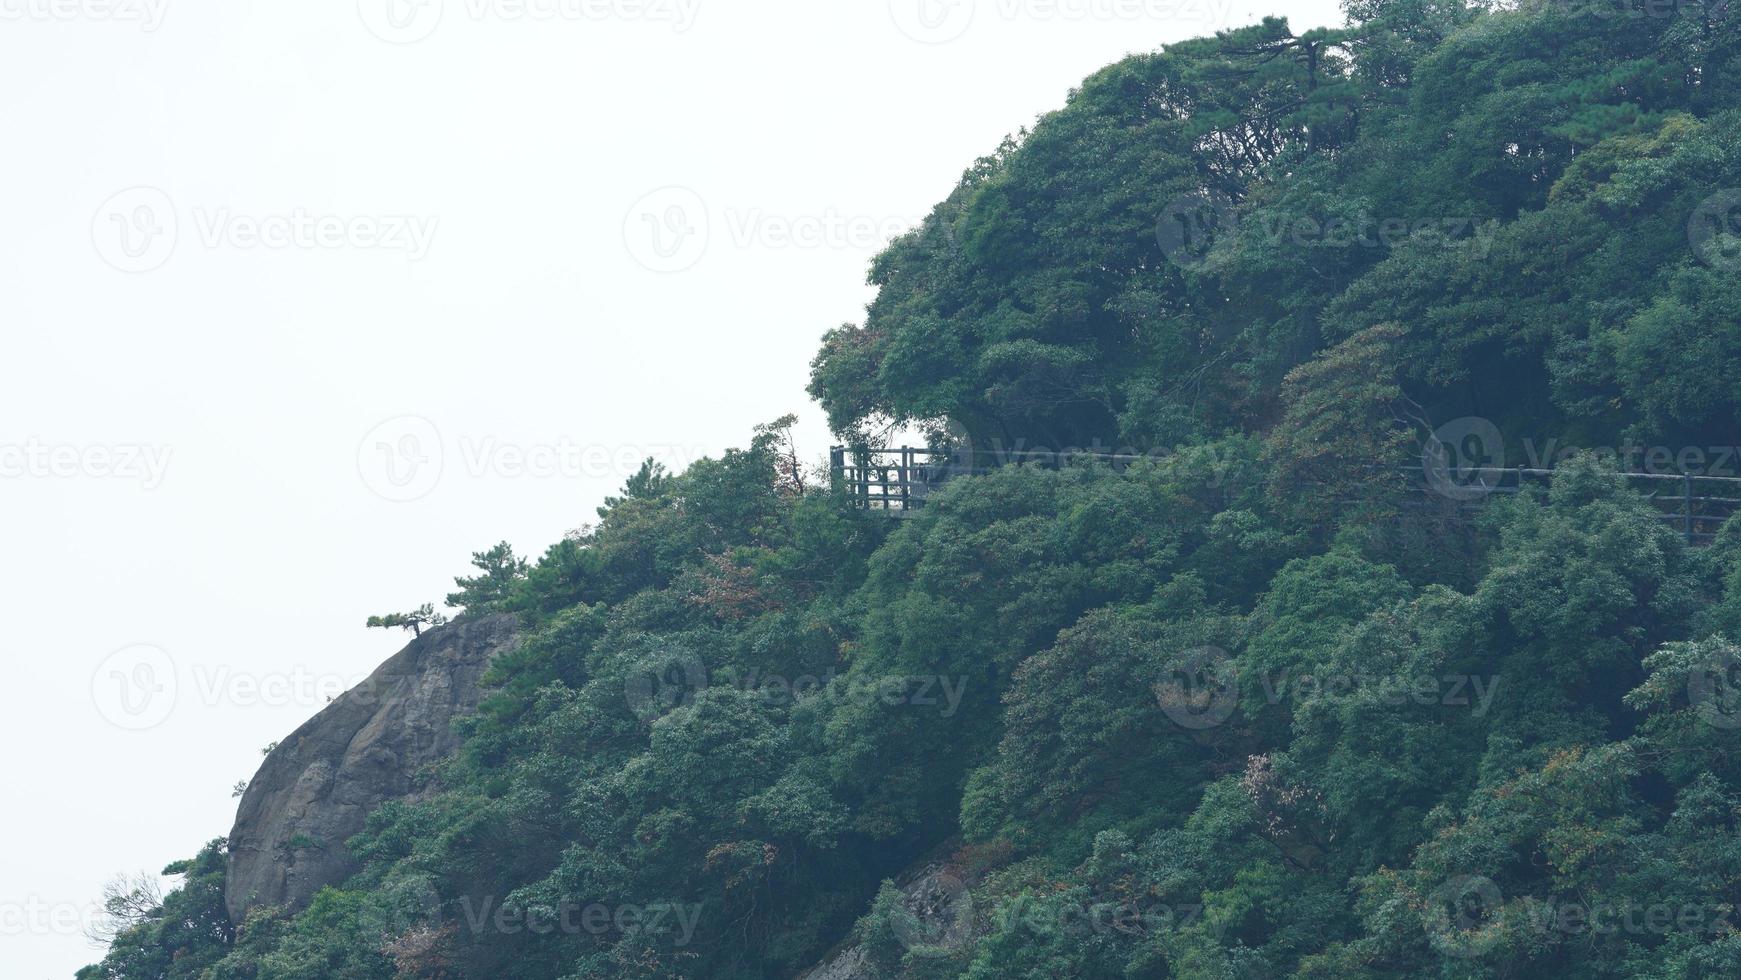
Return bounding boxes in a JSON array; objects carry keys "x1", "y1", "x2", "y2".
[{"x1": 1, "y1": 0, "x2": 1342, "y2": 974}]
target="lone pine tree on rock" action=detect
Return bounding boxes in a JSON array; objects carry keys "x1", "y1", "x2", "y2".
[{"x1": 364, "y1": 603, "x2": 446, "y2": 637}]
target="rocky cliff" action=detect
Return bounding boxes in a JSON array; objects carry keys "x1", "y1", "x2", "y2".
[
  {"x1": 224, "y1": 614, "x2": 519, "y2": 925},
  {"x1": 797, "y1": 861, "x2": 978, "y2": 980}
]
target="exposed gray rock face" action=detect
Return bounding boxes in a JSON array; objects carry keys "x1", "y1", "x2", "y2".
[
  {"x1": 797, "y1": 862, "x2": 977, "y2": 980},
  {"x1": 224, "y1": 614, "x2": 518, "y2": 925}
]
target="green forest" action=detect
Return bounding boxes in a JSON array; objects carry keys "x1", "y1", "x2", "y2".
[{"x1": 83, "y1": 1, "x2": 1741, "y2": 976}]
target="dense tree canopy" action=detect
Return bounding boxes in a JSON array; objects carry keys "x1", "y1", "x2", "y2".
[{"x1": 85, "y1": 3, "x2": 1741, "y2": 978}]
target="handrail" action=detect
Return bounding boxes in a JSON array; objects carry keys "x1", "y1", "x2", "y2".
[
  {"x1": 1397, "y1": 463, "x2": 1741, "y2": 486},
  {"x1": 831, "y1": 446, "x2": 1741, "y2": 543}
]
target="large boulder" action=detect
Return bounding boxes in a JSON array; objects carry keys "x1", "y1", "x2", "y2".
[
  {"x1": 224, "y1": 614, "x2": 518, "y2": 925},
  {"x1": 797, "y1": 861, "x2": 978, "y2": 980}
]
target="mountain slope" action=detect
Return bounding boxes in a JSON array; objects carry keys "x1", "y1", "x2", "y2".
[{"x1": 82, "y1": 3, "x2": 1741, "y2": 978}]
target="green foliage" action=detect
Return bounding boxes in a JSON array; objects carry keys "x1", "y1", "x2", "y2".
[
  {"x1": 87, "y1": 5, "x2": 1741, "y2": 978},
  {"x1": 1265, "y1": 323, "x2": 1412, "y2": 527},
  {"x1": 364, "y1": 603, "x2": 446, "y2": 637},
  {"x1": 78, "y1": 842, "x2": 232, "y2": 980},
  {"x1": 446, "y1": 541, "x2": 528, "y2": 612}
]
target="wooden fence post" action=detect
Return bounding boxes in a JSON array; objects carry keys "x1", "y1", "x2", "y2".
[
  {"x1": 900, "y1": 446, "x2": 912, "y2": 511},
  {"x1": 854, "y1": 447, "x2": 870, "y2": 510},
  {"x1": 1685, "y1": 472, "x2": 1695, "y2": 546}
]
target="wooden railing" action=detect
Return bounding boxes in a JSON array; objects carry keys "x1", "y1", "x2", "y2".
[
  {"x1": 829, "y1": 446, "x2": 948, "y2": 513},
  {"x1": 1406, "y1": 464, "x2": 1741, "y2": 545},
  {"x1": 827, "y1": 446, "x2": 1164, "y2": 512},
  {"x1": 831, "y1": 447, "x2": 1741, "y2": 543}
]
